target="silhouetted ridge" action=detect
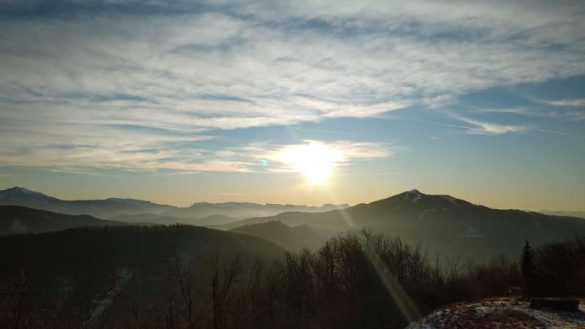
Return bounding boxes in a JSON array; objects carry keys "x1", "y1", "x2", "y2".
[
  {"x1": 0, "y1": 205, "x2": 123, "y2": 235},
  {"x1": 367, "y1": 189, "x2": 475, "y2": 213},
  {"x1": 223, "y1": 190, "x2": 585, "y2": 261},
  {"x1": 0, "y1": 187, "x2": 348, "y2": 222},
  {"x1": 0, "y1": 186, "x2": 55, "y2": 201}
]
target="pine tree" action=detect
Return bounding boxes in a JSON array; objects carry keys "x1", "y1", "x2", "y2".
[{"x1": 520, "y1": 240, "x2": 535, "y2": 297}]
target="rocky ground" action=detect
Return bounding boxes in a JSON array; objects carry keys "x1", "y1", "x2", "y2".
[{"x1": 406, "y1": 298, "x2": 585, "y2": 329}]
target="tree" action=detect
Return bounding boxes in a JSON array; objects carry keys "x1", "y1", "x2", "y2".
[{"x1": 520, "y1": 241, "x2": 536, "y2": 297}]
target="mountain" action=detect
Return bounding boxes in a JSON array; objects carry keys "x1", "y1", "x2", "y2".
[
  {"x1": 0, "y1": 205, "x2": 124, "y2": 235},
  {"x1": 231, "y1": 221, "x2": 333, "y2": 251},
  {"x1": 166, "y1": 201, "x2": 348, "y2": 219},
  {"x1": 0, "y1": 225, "x2": 284, "y2": 275},
  {"x1": 223, "y1": 190, "x2": 585, "y2": 261},
  {"x1": 540, "y1": 210, "x2": 585, "y2": 219},
  {"x1": 0, "y1": 225, "x2": 285, "y2": 326},
  {"x1": 0, "y1": 187, "x2": 175, "y2": 218},
  {"x1": 0, "y1": 187, "x2": 347, "y2": 223}
]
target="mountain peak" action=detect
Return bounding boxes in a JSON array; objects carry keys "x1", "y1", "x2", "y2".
[
  {"x1": 375, "y1": 189, "x2": 475, "y2": 210},
  {"x1": 395, "y1": 189, "x2": 425, "y2": 203},
  {"x1": 0, "y1": 186, "x2": 51, "y2": 199},
  {"x1": 6, "y1": 186, "x2": 33, "y2": 193}
]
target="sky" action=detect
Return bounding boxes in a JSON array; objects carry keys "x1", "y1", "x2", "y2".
[{"x1": 0, "y1": 0, "x2": 584, "y2": 210}]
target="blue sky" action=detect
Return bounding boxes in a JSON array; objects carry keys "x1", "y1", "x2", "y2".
[{"x1": 0, "y1": 0, "x2": 584, "y2": 210}]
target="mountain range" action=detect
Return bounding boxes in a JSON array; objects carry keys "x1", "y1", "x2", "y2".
[
  {"x1": 0, "y1": 187, "x2": 173, "y2": 218},
  {"x1": 221, "y1": 190, "x2": 585, "y2": 261},
  {"x1": 2, "y1": 187, "x2": 584, "y2": 262},
  {"x1": 0, "y1": 187, "x2": 347, "y2": 221}
]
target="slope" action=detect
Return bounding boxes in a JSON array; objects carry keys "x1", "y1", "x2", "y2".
[
  {"x1": 231, "y1": 221, "x2": 333, "y2": 251},
  {"x1": 0, "y1": 205, "x2": 124, "y2": 235},
  {"x1": 224, "y1": 190, "x2": 585, "y2": 261}
]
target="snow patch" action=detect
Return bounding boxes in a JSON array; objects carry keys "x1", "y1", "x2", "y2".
[
  {"x1": 86, "y1": 268, "x2": 133, "y2": 329},
  {"x1": 419, "y1": 209, "x2": 435, "y2": 219},
  {"x1": 407, "y1": 298, "x2": 584, "y2": 329},
  {"x1": 404, "y1": 189, "x2": 423, "y2": 204},
  {"x1": 441, "y1": 195, "x2": 460, "y2": 207}
]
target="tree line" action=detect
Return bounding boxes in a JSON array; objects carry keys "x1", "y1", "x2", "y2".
[{"x1": 1, "y1": 229, "x2": 583, "y2": 329}]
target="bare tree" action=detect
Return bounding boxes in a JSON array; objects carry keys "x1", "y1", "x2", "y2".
[{"x1": 211, "y1": 255, "x2": 241, "y2": 329}]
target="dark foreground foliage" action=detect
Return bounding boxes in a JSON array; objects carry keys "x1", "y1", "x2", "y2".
[
  {"x1": 0, "y1": 227, "x2": 582, "y2": 329},
  {"x1": 531, "y1": 237, "x2": 585, "y2": 297}
]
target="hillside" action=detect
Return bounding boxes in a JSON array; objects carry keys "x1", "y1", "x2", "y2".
[
  {"x1": 541, "y1": 210, "x2": 585, "y2": 219},
  {"x1": 231, "y1": 221, "x2": 332, "y2": 251},
  {"x1": 0, "y1": 225, "x2": 285, "y2": 328},
  {"x1": 0, "y1": 225, "x2": 284, "y2": 277},
  {"x1": 223, "y1": 190, "x2": 585, "y2": 261},
  {"x1": 0, "y1": 205, "x2": 124, "y2": 235}
]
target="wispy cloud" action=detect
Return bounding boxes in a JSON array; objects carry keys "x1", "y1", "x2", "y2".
[
  {"x1": 474, "y1": 108, "x2": 532, "y2": 115},
  {"x1": 0, "y1": 130, "x2": 393, "y2": 174},
  {"x1": 539, "y1": 98, "x2": 585, "y2": 107},
  {"x1": 0, "y1": 0, "x2": 584, "y2": 171},
  {"x1": 451, "y1": 115, "x2": 529, "y2": 135}
]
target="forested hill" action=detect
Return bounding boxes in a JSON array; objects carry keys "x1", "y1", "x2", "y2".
[
  {"x1": 224, "y1": 190, "x2": 585, "y2": 261},
  {"x1": 0, "y1": 205, "x2": 123, "y2": 235}
]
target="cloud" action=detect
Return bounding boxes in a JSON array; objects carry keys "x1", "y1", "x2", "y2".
[
  {"x1": 539, "y1": 98, "x2": 585, "y2": 107},
  {"x1": 452, "y1": 115, "x2": 529, "y2": 135},
  {"x1": 474, "y1": 108, "x2": 532, "y2": 115},
  {"x1": 0, "y1": 125, "x2": 393, "y2": 174},
  {"x1": 0, "y1": 0, "x2": 584, "y2": 170}
]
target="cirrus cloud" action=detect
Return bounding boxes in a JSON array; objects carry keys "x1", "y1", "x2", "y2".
[{"x1": 0, "y1": 0, "x2": 584, "y2": 171}]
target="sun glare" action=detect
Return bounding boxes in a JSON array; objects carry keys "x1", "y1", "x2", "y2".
[{"x1": 278, "y1": 142, "x2": 341, "y2": 184}]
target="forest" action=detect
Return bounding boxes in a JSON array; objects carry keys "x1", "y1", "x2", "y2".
[{"x1": 1, "y1": 226, "x2": 583, "y2": 329}]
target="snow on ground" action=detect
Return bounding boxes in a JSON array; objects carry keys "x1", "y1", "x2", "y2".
[
  {"x1": 418, "y1": 209, "x2": 435, "y2": 219},
  {"x1": 441, "y1": 195, "x2": 460, "y2": 207},
  {"x1": 405, "y1": 190, "x2": 423, "y2": 203},
  {"x1": 406, "y1": 298, "x2": 585, "y2": 329}
]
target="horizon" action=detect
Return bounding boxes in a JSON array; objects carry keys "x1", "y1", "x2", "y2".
[
  {"x1": 1, "y1": 0, "x2": 584, "y2": 212},
  {"x1": 1, "y1": 185, "x2": 583, "y2": 214}
]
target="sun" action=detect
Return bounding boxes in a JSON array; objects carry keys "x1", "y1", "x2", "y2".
[{"x1": 278, "y1": 141, "x2": 341, "y2": 184}]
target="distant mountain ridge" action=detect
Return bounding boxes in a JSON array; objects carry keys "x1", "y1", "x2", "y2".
[
  {"x1": 0, "y1": 187, "x2": 348, "y2": 221},
  {"x1": 167, "y1": 201, "x2": 348, "y2": 219},
  {"x1": 0, "y1": 187, "x2": 174, "y2": 218},
  {"x1": 223, "y1": 189, "x2": 585, "y2": 261},
  {"x1": 110, "y1": 213, "x2": 238, "y2": 227},
  {"x1": 540, "y1": 210, "x2": 585, "y2": 219}
]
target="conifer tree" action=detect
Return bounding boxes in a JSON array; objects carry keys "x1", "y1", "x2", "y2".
[{"x1": 520, "y1": 240, "x2": 536, "y2": 297}]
